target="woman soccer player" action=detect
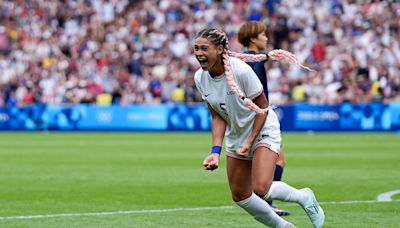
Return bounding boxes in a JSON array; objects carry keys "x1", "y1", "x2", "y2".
[
  {"x1": 238, "y1": 21, "x2": 289, "y2": 216},
  {"x1": 193, "y1": 28, "x2": 324, "y2": 228}
]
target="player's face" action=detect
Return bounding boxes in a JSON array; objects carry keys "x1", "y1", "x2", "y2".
[
  {"x1": 253, "y1": 32, "x2": 268, "y2": 51},
  {"x1": 194, "y1": 37, "x2": 223, "y2": 71}
]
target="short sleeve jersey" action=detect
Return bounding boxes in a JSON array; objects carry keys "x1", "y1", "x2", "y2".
[{"x1": 194, "y1": 56, "x2": 265, "y2": 152}]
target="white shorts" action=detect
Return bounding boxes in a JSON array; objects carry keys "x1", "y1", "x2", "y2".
[{"x1": 226, "y1": 110, "x2": 282, "y2": 161}]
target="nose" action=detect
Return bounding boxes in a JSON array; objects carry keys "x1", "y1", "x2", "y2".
[{"x1": 194, "y1": 49, "x2": 203, "y2": 56}]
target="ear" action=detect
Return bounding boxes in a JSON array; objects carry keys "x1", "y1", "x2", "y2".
[
  {"x1": 216, "y1": 45, "x2": 224, "y2": 55},
  {"x1": 250, "y1": 37, "x2": 257, "y2": 44}
]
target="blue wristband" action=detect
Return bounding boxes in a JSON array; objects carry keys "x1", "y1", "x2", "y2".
[{"x1": 211, "y1": 146, "x2": 222, "y2": 155}]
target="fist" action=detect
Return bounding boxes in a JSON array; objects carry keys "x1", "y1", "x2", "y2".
[
  {"x1": 236, "y1": 143, "x2": 251, "y2": 157},
  {"x1": 203, "y1": 154, "x2": 220, "y2": 171}
]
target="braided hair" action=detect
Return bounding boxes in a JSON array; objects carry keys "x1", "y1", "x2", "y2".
[{"x1": 196, "y1": 28, "x2": 313, "y2": 114}]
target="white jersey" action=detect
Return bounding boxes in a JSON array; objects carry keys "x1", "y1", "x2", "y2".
[{"x1": 194, "y1": 56, "x2": 281, "y2": 158}]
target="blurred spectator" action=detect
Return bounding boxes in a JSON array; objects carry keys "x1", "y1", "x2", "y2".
[
  {"x1": 96, "y1": 93, "x2": 112, "y2": 105},
  {"x1": 0, "y1": 0, "x2": 399, "y2": 107}
]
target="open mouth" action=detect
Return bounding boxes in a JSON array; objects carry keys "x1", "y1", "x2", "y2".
[{"x1": 197, "y1": 57, "x2": 208, "y2": 68}]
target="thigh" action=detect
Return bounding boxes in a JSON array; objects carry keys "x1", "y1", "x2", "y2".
[
  {"x1": 226, "y1": 156, "x2": 252, "y2": 202},
  {"x1": 252, "y1": 146, "x2": 278, "y2": 197},
  {"x1": 276, "y1": 147, "x2": 286, "y2": 167}
]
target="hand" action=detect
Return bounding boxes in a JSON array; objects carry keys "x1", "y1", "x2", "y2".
[
  {"x1": 203, "y1": 153, "x2": 220, "y2": 171},
  {"x1": 236, "y1": 143, "x2": 251, "y2": 157}
]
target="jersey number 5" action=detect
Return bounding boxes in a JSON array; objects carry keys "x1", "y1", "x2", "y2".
[{"x1": 219, "y1": 103, "x2": 228, "y2": 115}]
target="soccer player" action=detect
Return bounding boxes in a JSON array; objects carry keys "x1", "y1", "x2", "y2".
[
  {"x1": 193, "y1": 28, "x2": 324, "y2": 228},
  {"x1": 237, "y1": 21, "x2": 289, "y2": 216}
]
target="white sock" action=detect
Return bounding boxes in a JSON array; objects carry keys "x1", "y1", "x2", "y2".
[
  {"x1": 263, "y1": 181, "x2": 306, "y2": 204},
  {"x1": 236, "y1": 193, "x2": 289, "y2": 227}
]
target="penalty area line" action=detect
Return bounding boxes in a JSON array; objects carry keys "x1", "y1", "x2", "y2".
[{"x1": 1, "y1": 199, "x2": 399, "y2": 220}]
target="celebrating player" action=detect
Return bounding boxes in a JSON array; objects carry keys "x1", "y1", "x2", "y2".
[{"x1": 193, "y1": 28, "x2": 324, "y2": 228}]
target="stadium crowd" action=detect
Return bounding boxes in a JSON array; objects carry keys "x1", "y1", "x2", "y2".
[{"x1": 0, "y1": 0, "x2": 399, "y2": 107}]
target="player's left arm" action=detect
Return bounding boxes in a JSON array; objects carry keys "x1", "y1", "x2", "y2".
[
  {"x1": 235, "y1": 60, "x2": 269, "y2": 156},
  {"x1": 248, "y1": 92, "x2": 269, "y2": 143},
  {"x1": 236, "y1": 92, "x2": 269, "y2": 156}
]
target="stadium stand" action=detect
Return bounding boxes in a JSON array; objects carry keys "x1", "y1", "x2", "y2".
[{"x1": 0, "y1": 0, "x2": 399, "y2": 107}]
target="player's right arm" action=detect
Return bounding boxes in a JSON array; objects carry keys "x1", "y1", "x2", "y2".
[{"x1": 203, "y1": 103, "x2": 226, "y2": 171}]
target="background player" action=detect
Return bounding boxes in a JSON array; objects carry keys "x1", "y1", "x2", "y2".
[{"x1": 238, "y1": 21, "x2": 290, "y2": 216}]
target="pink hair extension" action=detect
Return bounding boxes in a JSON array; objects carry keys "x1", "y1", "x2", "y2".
[
  {"x1": 267, "y1": 49, "x2": 315, "y2": 72},
  {"x1": 197, "y1": 28, "x2": 311, "y2": 114},
  {"x1": 222, "y1": 53, "x2": 244, "y2": 97},
  {"x1": 224, "y1": 49, "x2": 312, "y2": 114},
  {"x1": 226, "y1": 50, "x2": 267, "y2": 62},
  {"x1": 227, "y1": 49, "x2": 315, "y2": 72},
  {"x1": 222, "y1": 52, "x2": 270, "y2": 114},
  {"x1": 243, "y1": 97, "x2": 270, "y2": 114}
]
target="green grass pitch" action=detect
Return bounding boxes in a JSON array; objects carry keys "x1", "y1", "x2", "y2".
[{"x1": 0, "y1": 132, "x2": 399, "y2": 227}]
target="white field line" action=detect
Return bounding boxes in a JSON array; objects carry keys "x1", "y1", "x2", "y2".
[
  {"x1": 0, "y1": 199, "x2": 399, "y2": 220},
  {"x1": 377, "y1": 190, "x2": 400, "y2": 202}
]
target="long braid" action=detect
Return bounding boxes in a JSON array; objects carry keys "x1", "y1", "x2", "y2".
[
  {"x1": 227, "y1": 50, "x2": 315, "y2": 72},
  {"x1": 222, "y1": 52, "x2": 270, "y2": 114},
  {"x1": 267, "y1": 49, "x2": 315, "y2": 72},
  {"x1": 236, "y1": 21, "x2": 315, "y2": 71},
  {"x1": 197, "y1": 28, "x2": 312, "y2": 114},
  {"x1": 227, "y1": 50, "x2": 267, "y2": 62}
]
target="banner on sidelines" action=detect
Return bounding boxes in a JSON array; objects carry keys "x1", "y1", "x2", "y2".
[{"x1": 0, "y1": 103, "x2": 399, "y2": 131}]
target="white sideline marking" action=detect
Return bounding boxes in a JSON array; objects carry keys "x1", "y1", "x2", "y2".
[
  {"x1": 0, "y1": 199, "x2": 399, "y2": 220},
  {"x1": 0, "y1": 206, "x2": 235, "y2": 220},
  {"x1": 377, "y1": 190, "x2": 400, "y2": 202},
  {"x1": 320, "y1": 199, "x2": 400, "y2": 205}
]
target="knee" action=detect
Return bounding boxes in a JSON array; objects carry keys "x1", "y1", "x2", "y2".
[
  {"x1": 252, "y1": 181, "x2": 271, "y2": 198},
  {"x1": 276, "y1": 159, "x2": 286, "y2": 168},
  {"x1": 277, "y1": 149, "x2": 286, "y2": 167},
  {"x1": 231, "y1": 190, "x2": 252, "y2": 202}
]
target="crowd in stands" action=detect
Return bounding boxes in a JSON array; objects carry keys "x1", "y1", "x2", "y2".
[{"x1": 0, "y1": 0, "x2": 399, "y2": 107}]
